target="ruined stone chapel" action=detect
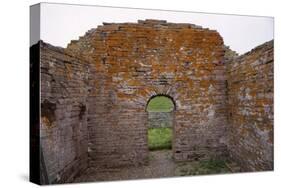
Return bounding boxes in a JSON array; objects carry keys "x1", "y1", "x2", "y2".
[{"x1": 35, "y1": 19, "x2": 273, "y2": 183}]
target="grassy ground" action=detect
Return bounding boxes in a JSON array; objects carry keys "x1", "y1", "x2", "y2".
[
  {"x1": 148, "y1": 128, "x2": 172, "y2": 150},
  {"x1": 147, "y1": 96, "x2": 174, "y2": 112},
  {"x1": 74, "y1": 150, "x2": 234, "y2": 182},
  {"x1": 175, "y1": 159, "x2": 230, "y2": 176}
]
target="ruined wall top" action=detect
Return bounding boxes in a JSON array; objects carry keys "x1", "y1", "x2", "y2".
[
  {"x1": 236, "y1": 40, "x2": 273, "y2": 60},
  {"x1": 65, "y1": 19, "x2": 224, "y2": 59},
  {"x1": 102, "y1": 19, "x2": 208, "y2": 29}
]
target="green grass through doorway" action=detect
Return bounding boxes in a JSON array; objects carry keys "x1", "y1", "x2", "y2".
[
  {"x1": 147, "y1": 96, "x2": 174, "y2": 112},
  {"x1": 148, "y1": 127, "x2": 172, "y2": 150}
]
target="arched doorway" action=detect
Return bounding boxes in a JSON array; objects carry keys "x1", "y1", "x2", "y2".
[{"x1": 146, "y1": 95, "x2": 175, "y2": 156}]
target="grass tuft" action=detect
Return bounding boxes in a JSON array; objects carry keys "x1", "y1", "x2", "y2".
[{"x1": 176, "y1": 159, "x2": 230, "y2": 176}]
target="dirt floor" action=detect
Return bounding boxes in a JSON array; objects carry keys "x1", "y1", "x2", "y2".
[{"x1": 73, "y1": 150, "x2": 238, "y2": 183}]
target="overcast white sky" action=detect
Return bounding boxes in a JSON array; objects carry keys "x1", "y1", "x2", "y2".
[{"x1": 39, "y1": 3, "x2": 274, "y2": 55}]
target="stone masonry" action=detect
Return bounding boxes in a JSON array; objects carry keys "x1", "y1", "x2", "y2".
[
  {"x1": 38, "y1": 19, "x2": 274, "y2": 183},
  {"x1": 226, "y1": 41, "x2": 274, "y2": 171},
  {"x1": 66, "y1": 19, "x2": 228, "y2": 167},
  {"x1": 40, "y1": 42, "x2": 90, "y2": 183}
]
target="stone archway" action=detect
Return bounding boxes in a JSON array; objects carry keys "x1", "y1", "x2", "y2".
[
  {"x1": 145, "y1": 94, "x2": 176, "y2": 165},
  {"x1": 146, "y1": 95, "x2": 176, "y2": 152}
]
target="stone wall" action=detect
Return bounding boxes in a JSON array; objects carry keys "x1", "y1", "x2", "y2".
[
  {"x1": 148, "y1": 112, "x2": 173, "y2": 128},
  {"x1": 66, "y1": 19, "x2": 229, "y2": 167},
  {"x1": 40, "y1": 41, "x2": 90, "y2": 183},
  {"x1": 226, "y1": 40, "x2": 274, "y2": 171}
]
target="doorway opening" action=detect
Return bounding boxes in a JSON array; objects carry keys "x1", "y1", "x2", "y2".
[{"x1": 146, "y1": 95, "x2": 175, "y2": 151}]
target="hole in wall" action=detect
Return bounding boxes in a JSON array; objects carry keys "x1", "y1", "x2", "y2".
[
  {"x1": 41, "y1": 100, "x2": 56, "y2": 128},
  {"x1": 184, "y1": 61, "x2": 191, "y2": 67},
  {"x1": 79, "y1": 104, "x2": 86, "y2": 120}
]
